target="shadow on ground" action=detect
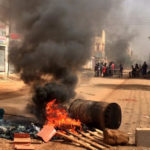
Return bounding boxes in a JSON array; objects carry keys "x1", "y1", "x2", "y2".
[
  {"x1": 0, "y1": 88, "x2": 30, "y2": 100},
  {"x1": 95, "y1": 83, "x2": 150, "y2": 91}
]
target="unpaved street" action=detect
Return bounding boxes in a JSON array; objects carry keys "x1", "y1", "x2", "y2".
[{"x1": 0, "y1": 73, "x2": 150, "y2": 149}]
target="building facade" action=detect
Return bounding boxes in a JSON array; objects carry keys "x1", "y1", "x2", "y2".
[
  {"x1": 84, "y1": 30, "x2": 106, "y2": 70},
  {"x1": 0, "y1": 22, "x2": 7, "y2": 72}
]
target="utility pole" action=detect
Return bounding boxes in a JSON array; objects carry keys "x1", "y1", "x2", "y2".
[
  {"x1": 148, "y1": 53, "x2": 150, "y2": 65},
  {"x1": 5, "y1": 24, "x2": 9, "y2": 77},
  {"x1": 3, "y1": 0, "x2": 11, "y2": 77}
]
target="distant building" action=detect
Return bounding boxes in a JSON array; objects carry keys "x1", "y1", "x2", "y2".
[
  {"x1": 84, "y1": 30, "x2": 106, "y2": 70},
  {"x1": 128, "y1": 47, "x2": 133, "y2": 57},
  {"x1": 93, "y1": 30, "x2": 105, "y2": 59},
  {"x1": 0, "y1": 22, "x2": 7, "y2": 72},
  {"x1": 92, "y1": 30, "x2": 106, "y2": 65},
  {"x1": 0, "y1": 0, "x2": 21, "y2": 73}
]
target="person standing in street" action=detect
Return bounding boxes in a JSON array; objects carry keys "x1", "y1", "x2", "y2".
[
  {"x1": 142, "y1": 61, "x2": 148, "y2": 77},
  {"x1": 119, "y1": 64, "x2": 123, "y2": 78},
  {"x1": 111, "y1": 62, "x2": 115, "y2": 76}
]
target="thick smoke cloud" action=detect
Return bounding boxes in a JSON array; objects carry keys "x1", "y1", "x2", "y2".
[
  {"x1": 4, "y1": 0, "x2": 123, "y2": 120},
  {"x1": 104, "y1": 2, "x2": 136, "y2": 66},
  {"x1": 124, "y1": 0, "x2": 150, "y2": 62},
  {"x1": 8, "y1": 0, "x2": 120, "y2": 83},
  {"x1": 106, "y1": 35, "x2": 133, "y2": 65}
]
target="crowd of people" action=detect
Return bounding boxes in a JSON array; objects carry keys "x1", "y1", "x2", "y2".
[
  {"x1": 94, "y1": 61, "x2": 149, "y2": 78},
  {"x1": 94, "y1": 62, "x2": 123, "y2": 77},
  {"x1": 130, "y1": 61, "x2": 148, "y2": 78}
]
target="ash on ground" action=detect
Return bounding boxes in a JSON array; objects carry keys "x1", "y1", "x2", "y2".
[{"x1": 0, "y1": 120, "x2": 41, "y2": 140}]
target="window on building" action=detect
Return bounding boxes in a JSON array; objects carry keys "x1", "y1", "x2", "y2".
[{"x1": 0, "y1": 46, "x2": 5, "y2": 50}]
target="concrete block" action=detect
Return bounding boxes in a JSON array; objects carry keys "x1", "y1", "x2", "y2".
[
  {"x1": 14, "y1": 144, "x2": 34, "y2": 150},
  {"x1": 14, "y1": 138, "x2": 31, "y2": 145},
  {"x1": 135, "y1": 128, "x2": 150, "y2": 147}
]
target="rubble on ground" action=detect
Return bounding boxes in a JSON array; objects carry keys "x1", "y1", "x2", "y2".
[{"x1": 0, "y1": 120, "x2": 41, "y2": 140}]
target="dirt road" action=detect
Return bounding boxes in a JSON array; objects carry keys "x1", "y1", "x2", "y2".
[{"x1": 0, "y1": 73, "x2": 150, "y2": 149}]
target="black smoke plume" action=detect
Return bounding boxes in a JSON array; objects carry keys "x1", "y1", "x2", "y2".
[{"x1": 4, "y1": 0, "x2": 123, "y2": 121}]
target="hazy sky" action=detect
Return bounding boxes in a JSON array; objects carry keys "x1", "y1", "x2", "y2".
[
  {"x1": 0, "y1": 0, "x2": 150, "y2": 61},
  {"x1": 123, "y1": 0, "x2": 150, "y2": 61}
]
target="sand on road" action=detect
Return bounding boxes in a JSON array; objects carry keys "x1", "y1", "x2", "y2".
[{"x1": 0, "y1": 73, "x2": 150, "y2": 149}]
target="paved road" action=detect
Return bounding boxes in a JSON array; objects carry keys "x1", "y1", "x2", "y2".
[
  {"x1": 106, "y1": 78, "x2": 150, "y2": 144},
  {"x1": 77, "y1": 76, "x2": 150, "y2": 145},
  {"x1": 0, "y1": 75, "x2": 150, "y2": 149}
]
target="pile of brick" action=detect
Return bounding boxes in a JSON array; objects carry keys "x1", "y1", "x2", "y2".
[{"x1": 13, "y1": 133, "x2": 34, "y2": 150}]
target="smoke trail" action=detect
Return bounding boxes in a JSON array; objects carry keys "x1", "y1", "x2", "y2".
[
  {"x1": 106, "y1": 33, "x2": 135, "y2": 66},
  {"x1": 5, "y1": 0, "x2": 123, "y2": 121},
  {"x1": 104, "y1": 2, "x2": 136, "y2": 66}
]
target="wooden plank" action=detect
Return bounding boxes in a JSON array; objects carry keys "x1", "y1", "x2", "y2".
[
  {"x1": 69, "y1": 131, "x2": 106, "y2": 150},
  {"x1": 57, "y1": 131, "x2": 98, "y2": 150},
  {"x1": 88, "y1": 130, "x2": 103, "y2": 140},
  {"x1": 79, "y1": 131, "x2": 111, "y2": 148},
  {"x1": 94, "y1": 128, "x2": 103, "y2": 135}
]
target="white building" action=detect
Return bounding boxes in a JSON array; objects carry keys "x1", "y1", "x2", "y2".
[
  {"x1": 0, "y1": 22, "x2": 7, "y2": 72},
  {"x1": 84, "y1": 30, "x2": 106, "y2": 70}
]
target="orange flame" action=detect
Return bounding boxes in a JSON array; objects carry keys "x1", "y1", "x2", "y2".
[{"x1": 45, "y1": 99, "x2": 81, "y2": 131}]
